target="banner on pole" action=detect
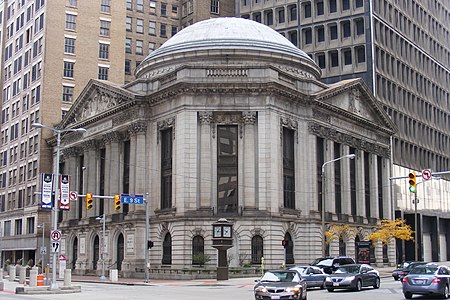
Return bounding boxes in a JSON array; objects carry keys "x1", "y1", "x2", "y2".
[
  {"x1": 41, "y1": 173, "x2": 54, "y2": 209},
  {"x1": 59, "y1": 175, "x2": 70, "y2": 210}
]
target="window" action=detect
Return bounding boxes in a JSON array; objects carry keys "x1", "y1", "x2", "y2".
[
  {"x1": 171, "y1": 25, "x2": 177, "y2": 36},
  {"x1": 62, "y1": 86, "x2": 74, "y2": 102},
  {"x1": 342, "y1": 0, "x2": 350, "y2": 10},
  {"x1": 289, "y1": 5, "x2": 297, "y2": 21},
  {"x1": 211, "y1": 0, "x2": 219, "y2": 14},
  {"x1": 64, "y1": 37, "x2": 75, "y2": 54},
  {"x1": 69, "y1": 0, "x2": 77, "y2": 7},
  {"x1": 65, "y1": 14, "x2": 76, "y2": 31},
  {"x1": 136, "y1": 40, "x2": 143, "y2": 55},
  {"x1": 316, "y1": 1, "x2": 324, "y2": 15},
  {"x1": 125, "y1": 60, "x2": 131, "y2": 74},
  {"x1": 4, "y1": 221, "x2": 11, "y2": 236},
  {"x1": 342, "y1": 21, "x2": 351, "y2": 38},
  {"x1": 329, "y1": 24, "x2": 338, "y2": 40},
  {"x1": 99, "y1": 43, "x2": 109, "y2": 59},
  {"x1": 356, "y1": 46, "x2": 365, "y2": 63},
  {"x1": 355, "y1": 18, "x2": 364, "y2": 35},
  {"x1": 343, "y1": 48, "x2": 352, "y2": 65},
  {"x1": 317, "y1": 53, "x2": 325, "y2": 69},
  {"x1": 317, "y1": 26, "x2": 325, "y2": 42},
  {"x1": 126, "y1": 0, "x2": 132, "y2": 10},
  {"x1": 136, "y1": 0, "x2": 144, "y2": 11},
  {"x1": 100, "y1": 20, "x2": 110, "y2": 36},
  {"x1": 15, "y1": 219, "x2": 22, "y2": 235},
  {"x1": 150, "y1": 1, "x2": 156, "y2": 13},
  {"x1": 162, "y1": 233, "x2": 172, "y2": 265},
  {"x1": 304, "y1": 3, "x2": 311, "y2": 18},
  {"x1": 125, "y1": 38, "x2": 132, "y2": 53},
  {"x1": 251, "y1": 235, "x2": 264, "y2": 264},
  {"x1": 160, "y1": 24, "x2": 166, "y2": 37},
  {"x1": 101, "y1": 0, "x2": 111, "y2": 13},
  {"x1": 126, "y1": 17, "x2": 132, "y2": 31},
  {"x1": 161, "y1": 3, "x2": 167, "y2": 16},
  {"x1": 136, "y1": 19, "x2": 144, "y2": 33},
  {"x1": 329, "y1": 50, "x2": 338, "y2": 67},
  {"x1": 278, "y1": 9, "x2": 285, "y2": 23},
  {"x1": 98, "y1": 67, "x2": 108, "y2": 80},
  {"x1": 265, "y1": 11, "x2": 273, "y2": 26},
  {"x1": 161, "y1": 128, "x2": 173, "y2": 210},
  {"x1": 355, "y1": 0, "x2": 363, "y2": 8},
  {"x1": 192, "y1": 236, "x2": 205, "y2": 265},
  {"x1": 217, "y1": 126, "x2": 238, "y2": 214},
  {"x1": 303, "y1": 28, "x2": 312, "y2": 44},
  {"x1": 149, "y1": 21, "x2": 156, "y2": 35},
  {"x1": 283, "y1": 127, "x2": 295, "y2": 209},
  {"x1": 63, "y1": 61, "x2": 74, "y2": 78},
  {"x1": 329, "y1": 0, "x2": 337, "y2": 12}
]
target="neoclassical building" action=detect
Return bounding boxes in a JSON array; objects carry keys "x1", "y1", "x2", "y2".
[{"x1": 53, "y1": 18, "x2": 395, "y2": 277}]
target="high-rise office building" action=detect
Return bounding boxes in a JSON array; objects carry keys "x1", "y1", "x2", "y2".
[
  {"x1": 239, "y1": 0, "x2": 450, "y2": 261},
  {"x1": 0, "y1": 0, "x2": 234, "y2": 268}
]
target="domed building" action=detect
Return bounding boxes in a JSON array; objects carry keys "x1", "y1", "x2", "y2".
[{"x1": 55, "y1": 18, "x2": 395, "y2": 277}]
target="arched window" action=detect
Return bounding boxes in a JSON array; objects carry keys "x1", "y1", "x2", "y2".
[
  {"x1": 284, "y1": 232, "x2": 294, "y2": 265},
  {"x1": 162, "y1": 232, "x2": 172, "y2": 265},
  {"x1": 383, "y1": 244, "x2": 389, "y2": 263},
  {"x1": 117, "y1": 233, "x2": 124, "y2": 271},
  {"x1": 251, "y1": 235, "x2": 263, "y2": 264},
  {"x1": 192, "y1": 235, "x2": 205, "y2": 265},
  {"x1": 72, "y1": 237, "x2": 78, "y2": 270},
  {"x1": 93, "y1": 235, "x2": 100, "y2": 270}
]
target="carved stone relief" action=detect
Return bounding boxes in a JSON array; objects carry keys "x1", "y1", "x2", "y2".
[
  {"x1": 280, "y1": 116, "x2": 299, "y2": 143},
  {"x1": 102, "y1": 131, "x2": 123, "y2": 144},
  {"x1": 80, "y1": 89, "x2": 121, "y2": 121},
  {"x1": 128, "y1": 122, "x2": 148, "y2": 135}
]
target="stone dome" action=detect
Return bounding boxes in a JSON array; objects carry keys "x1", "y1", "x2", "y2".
[{"x1": 136, "y1": 17, "x2": 320, "y2": 78}]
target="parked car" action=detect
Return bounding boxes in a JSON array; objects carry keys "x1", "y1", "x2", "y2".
[
  {"x1": 254, "y1": 270, "x2": 307, "y2": 300},
  {"x1": 392, "y1": 261, "x2": 413, "y2": 280},
  {"x1": 289, "y1": 266, "x2": 329, "y2": 289},
  {"x1": 311, "y1": 256, "x2": 355, "y2": 274},
  {"x1": 402, "y1": 264, "x2": 450, "y2": 299},
  {"x1": 397, "y1": 261, "x2": 429, "y2": 281},
  {"x1": 324, "y1": 263, "x2": 380, "y2": 292}
]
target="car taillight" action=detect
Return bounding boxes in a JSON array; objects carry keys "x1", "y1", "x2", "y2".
[
  {"x1": 432, "y1": 278, "x2": 441, "y2": 283},
  {"x1": 402, "y1": 278, "x2": 408, "y2": 283}
]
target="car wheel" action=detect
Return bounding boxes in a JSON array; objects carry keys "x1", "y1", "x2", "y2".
[
  {"x1": 442, "y1": 285, "x2": 449, "y2": 299},
  {"x1": 404, "y1": 292, "x2": 413, "y2": 299},
  {"x1": 355, "y1": 280, "x2": 362, "y2": 291},
  {"x1": 327, "y1": 288, "x2": 334, "y2": 292},
  {"x1": 373, "y1": 277, "x2": 380, "y2": 289},
  {"x1": 393, "y1": 276, "x2": 399, "y2": 281}
]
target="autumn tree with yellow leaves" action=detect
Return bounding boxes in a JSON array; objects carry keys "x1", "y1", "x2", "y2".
[
  {"x1": 325, "y1": 224, "x2": 354, "y2": 244},
  {"x1": 366, "y1": 218, "x2": 414, "y2": 245}
]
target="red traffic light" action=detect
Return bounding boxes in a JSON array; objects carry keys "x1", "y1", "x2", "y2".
[{"x1": 282, "y1": 240, "x2": 287, "y2": 247}]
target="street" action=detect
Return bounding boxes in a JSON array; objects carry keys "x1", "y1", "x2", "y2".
[{"x1": 0, "y1": 277, "x2": 437, "y2": 300}]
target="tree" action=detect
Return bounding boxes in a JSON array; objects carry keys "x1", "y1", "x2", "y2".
[
  {"x1": 366, "y1": 218, "x2": 414, "y2": 245},
  {"x1": 325, "y1": 224, "x2": 353, "y2": 244}
]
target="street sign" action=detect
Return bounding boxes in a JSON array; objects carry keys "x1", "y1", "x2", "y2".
[
  {"x1": 51, "y1": 241, "x2": 60, "y2": 253},
  {"x1": 422, "y1": 169, "x2": 432, "y2": 181},
  {"x1": 121, "y1": 194, "x2": 144, "y2": 204},
  {"x1": 40, "y1": 246, "x2": 47, "y2": 255},
  {"x1": 59, "y1": 175, "x2": 70, "y2": 210},
  {"x1": 51, "y1": 230, "x2": 62, "y2": 241},
  {"x1": 59, "y1": 255, "x2": 67, "y2": 261},
  {"x1": 69, "y1": 191, "x2": 78, "y2": 201}
]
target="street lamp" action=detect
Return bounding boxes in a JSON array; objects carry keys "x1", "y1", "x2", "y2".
[
  {"x1": 37, "y1": 224, "x2": 45, "y2": 274},
  {"x1": 321, "y1": 153, "x2": 356, "y2": 256},
  {"x1": 95, "y1": 215, "x2": 107, "y2": 281},
  {"x1": 32, "y1": 122, "x2": 87, "y2": 289}
]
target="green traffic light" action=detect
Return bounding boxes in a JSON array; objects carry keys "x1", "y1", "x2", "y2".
[{"x1": 409, "y1": 186, "x2": 416, "y2": 193}]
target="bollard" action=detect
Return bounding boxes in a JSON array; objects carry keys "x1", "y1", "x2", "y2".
[
  {"x1": 29, "y1": 269, "x2": 38, "y2": 287},
  {"x1": 19, "y1": 266, "x2": 26, "y2": 284},
  {"x1": 64, "y1": 269, "x2": 71, "y2": 287},
  {"x1": 110, "y1": 269, "x2": 118, "y2": 282},
  {"x1": 9, "y1": 266, "x2": 16, "y2": 282},
  {"x1": 0, "y1": 268, "x2": 3, "y2": 281}
]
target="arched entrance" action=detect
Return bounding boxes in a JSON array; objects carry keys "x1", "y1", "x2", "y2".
[
  {"x1": 72, "y1": 237, "x2": 78, "y2": 270},
  {"x1": 93, "y1": 235, "x2": 99, "y2": 270},
  {"x1": 117, "y1": 233, "x2": 124, "y2": 271},
  {"x1": 284, "y1": 232, "x2": 294, "y2": 265},
  {"x1": 162, "y1": 233, "x2": 172, "y2": 265}
]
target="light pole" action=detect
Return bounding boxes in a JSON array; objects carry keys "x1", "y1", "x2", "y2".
[
  {"x1": 144, "y1": 192, "x2": 150, "y2": 283},
  {"x1": 32, "y1": 122, "x2": 86, "y2": 289},
  {"x1": 321, "y1": 153, "x2": 356, "y2": 256},
  {"x1": 37, "y1": 224, "x2": 45, "y2": 274},
  {"x1": 95, "y1": 215, "x2": 106, "y2": 281}
]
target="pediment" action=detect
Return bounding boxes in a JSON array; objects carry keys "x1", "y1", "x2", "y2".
[
  {"x1": 61, "y1": 79, "x2": 136, "y2": 128},
  {"x1": 313, "y1": 79, "x2": 396, "y2": 134}
]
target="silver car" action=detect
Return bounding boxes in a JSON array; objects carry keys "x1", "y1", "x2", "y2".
[
  {"x1": 290, "y1": 266, "x2": 328, "y2": 289},
  {"x1": 254, "y1": 270, "x2": 307, "y2": 300},
  {"x1": 402, "y1": 264, "x2": 450, "y2": 299}
]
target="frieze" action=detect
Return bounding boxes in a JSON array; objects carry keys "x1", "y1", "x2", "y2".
[
  {"x1": 312, "y1": 109, "x2": 331, "y2": 123},
  {"x1": 157, "y1": 117, "x2": 176, "y2": 131},
  {"x1": 242, "y1": 111, "x2": 257, "y2": 125},
  {"x1": 102, "y1": 132, "x2": 123, "y2": 144},
  {"x1": 198, "y1": 112, "x2": 213, "y2": 125},
  {"x1": 142, "y1": 66, "x2": 177, "y2": 79},
  {"x1": 128, "y1": 122, "x2": 147, "y2": 135},
  {"x1": 308, "y1": 122, "x2": 390, "y2": 158},
  {"x1": 80, "y1": 139, "x2": 100, "y2": 152},
  {"x1": 276, "y1": 65, "x2": 315, "y2": 79},
  {"x1": 80, "y1": 89, "x2": 121, "y2": 121},
  {"x1": 62, "y1": 147, "x2": 82, "y2": 157}
]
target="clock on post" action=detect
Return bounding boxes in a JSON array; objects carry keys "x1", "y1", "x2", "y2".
[{"x1": 211, "y1": 218, "x2": 234, "y2": 280}]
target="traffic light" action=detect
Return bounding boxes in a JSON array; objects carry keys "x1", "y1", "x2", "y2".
[
  {"x1": 86, "y1": 193, "x2": 93, "y2": 210},
  {"x1": 114, "y1": 194, "x2": 121, "y2": 210},
  {"x1": 408, "y1": 172, "x2": 417, "y2": 193},
  {"x1": 282, "y1": 240, "x2": 287, "y2": 248}
]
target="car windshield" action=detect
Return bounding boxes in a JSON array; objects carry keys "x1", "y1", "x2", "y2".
[
  {"x1": 260, "y1": 271, "x2": 300, "y2": 282},
  {"x1": 334, "y1": 265, "x2": 360, "y2": 274},
  {"x1": 410, "y1": 266, "x2": 438, "y2": 275},
  {"x1": 291, "y1": 267, "x2": 306, "y2": 274},
  {"x1": 311, "y1": 258, "x2": 330, "y2": 265},
  {"x1": 315, "y1": 259, "x2": 333, "y2": 266},
  {"x1": 406, "y1": 263, "x2": 425, "y2": 270}
]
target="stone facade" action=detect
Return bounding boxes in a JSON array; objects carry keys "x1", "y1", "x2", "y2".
[{"x1": 56, "y1": 18, "x2": 395, "y2": 277}]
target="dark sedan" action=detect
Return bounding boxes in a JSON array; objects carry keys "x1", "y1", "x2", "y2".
[
  {"x1": 325, "y1": 264, "x2": 380, "y2": 292},
  {"x1": 254, "y1": 270, "x2": 307, "y2": 300},
  {"x1": 402, "y1": 264, "x2": 450, "y2": 299},
  {"x1": 290, "y1": 266, "x2": 328, "y2": 289},
  {"x1": 396, "y1": 262, "x2": 428, "y2": 281}
]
